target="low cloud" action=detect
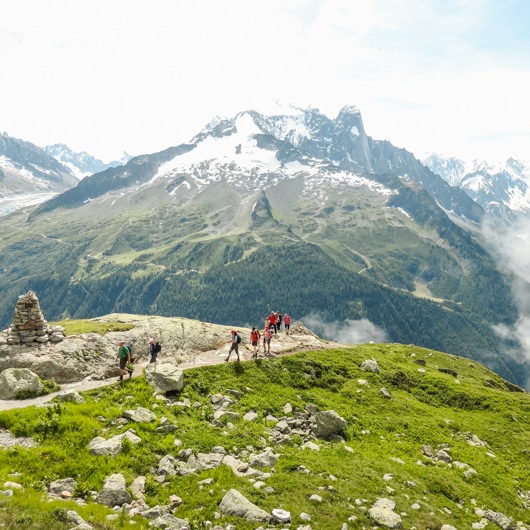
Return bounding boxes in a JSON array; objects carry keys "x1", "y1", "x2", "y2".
[
  {"x1": 482, "y1": 216, "x2": 530, "y2": 362},
  {"x1": 302, "y1": 312, "x2": 387, "y2": 344}
]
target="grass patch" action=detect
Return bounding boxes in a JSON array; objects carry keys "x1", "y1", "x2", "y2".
[{"x1": 49, "y1": 319, "x2": 135, "y2": 336}]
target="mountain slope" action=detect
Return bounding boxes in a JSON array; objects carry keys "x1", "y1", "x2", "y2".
[{"x1": 0, "y1": 105, "x2": 527, "y2": 386}]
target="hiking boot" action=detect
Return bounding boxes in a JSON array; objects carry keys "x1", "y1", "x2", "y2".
[
  {"x1": 237, "y1": 356, "x2": 240, "y2": 362},
  {"x1": 224, "y1": 358, "x2": 229, "y2": 362}
]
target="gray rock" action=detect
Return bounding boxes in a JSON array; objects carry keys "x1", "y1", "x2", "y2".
[
  {"x1": 222, "y1": 455, "x2": 263, "y2": 477},
  {"x1": 381, "y1": 387, "x2": 392, "y2": 399},
  {"x1": 48, "y1": 477, "x2": 77, "y2": 496},
  {"x1": 89, "y1": 429, "x2": 141, "y2": 456},
  {"x1": 158, "y1": 455, "x2": 177, "y2": 476},
  {"x1": 484, "y1": 510, "x2": 515, "y2": 530},
  {"x1": 95, "y1": 473, "x2": 132, "y2": 507},
  {"x1": 130, "y1": 476, "x2": 146, "y2": 499},
  {"x1": 0, "y1": 368, "x2": 43, "y2": 399},
  {"x1": 123, "y1": 406, "x2": 156, "y2": 423},
  {"x1": 140, "y1": 504, "x2": 171, "y2": 519},
  {"x1": 55, "y1": 390, "x2": 85, "y2": 404},
  {"x1": 243, "y1": 411, "x2": 259, "y2": 421},
  {"x1": 249, "y1": 449, "x2": 279, "y2": 468},
  {"x1": 218, "y1": 489, "x2": 271, "y2": 522},
  {"x1": 67, "y1": 510, "x2": 87, "y2": 526},
  {"x1": 151, "y1": 514, "x2": 190, "y2": 529},
  {"x1": 313, "y1": 410, "x2": 347, "y2": 439},
  {"x1": 145, "y1": 363, "x2": 184, "y2": 393},
  {"x1": 360, "y1": 358, "x2": 380, "y2": 373},
  {"x1": 368, "y1": 498, "x2": 402, "y2": 529},
  {"x1": 272, "y1": 508, "x2": 291, "y2": 523}
]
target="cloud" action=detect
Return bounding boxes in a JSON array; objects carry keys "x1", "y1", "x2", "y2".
[
  {"x1": 302, "y1": 311, "x2": 387, "y2": 344},
  {"x1": 482, "y1": 216, "x2": 530, "y2": 362},
  {"x1": 1, "y1": 0, "x2": 530, "y2": 162}
]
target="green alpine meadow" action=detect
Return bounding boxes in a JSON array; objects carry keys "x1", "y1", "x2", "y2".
[{"x1": 1, "y1": 327, "x2": 530, "y2": 529}]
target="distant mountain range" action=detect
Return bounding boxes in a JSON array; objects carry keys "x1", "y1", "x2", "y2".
[
  {"x1": 43, "y1": 143, "x2": 132, "y2": 179},
  {"x1": 423, "y1": 154, "x2": 530, "y2": 221},
  {"x1": 0, "y1": 133, "x2": 131, "y2": 217}
]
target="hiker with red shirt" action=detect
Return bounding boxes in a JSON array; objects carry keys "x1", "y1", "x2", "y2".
[
  {"x1": 262, "y1": 326, "x2": 272, "y2": 354},
  {"x1": 268, "y1": 311, "x2": 278, "y2": 335},
  {"x1": 250, "y1": 326, "x2": 260, "y2": 358},
  {"x1": 283, "y1": 313, "x2": 291, "y2": 335}
]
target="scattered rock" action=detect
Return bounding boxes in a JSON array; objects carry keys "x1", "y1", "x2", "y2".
[
  {"x1": 95, "y1": 473, "x2": 132, "y2": 507},
  {"x1": 218, "y1": 489, "x2": 271, "y2": 522},
  {"x1": 123, "y1": 406, "x2": 156, "y2": 423}
]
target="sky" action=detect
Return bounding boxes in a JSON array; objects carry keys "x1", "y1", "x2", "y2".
[{"x1": 1, "y1": 0, "x2": 530, "y2": 163}]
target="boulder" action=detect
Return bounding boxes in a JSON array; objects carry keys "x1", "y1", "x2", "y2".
[
  {"x1": 123, "y1": 407, "x2": 156, "y2": 423},
  {"x1": 369, "y1": 498, "x2": 402, "y2": 529},
  {"x1": 95, "y1": 473, "x2": 132, "y2": 507},
  {"x1": 218, "y1": 488, "x2": 271, "y2": 522},
  {"x1": 313, "y1": 410, "x2": 347, "y2": 439},
  {"x1": 360, "y1": 358, "x2": 380, "y2": 373},
  {"x1": 0, "y1": 368, "x2": 43, "y2": 399},
  {"x1": 145, "y1": 363, "x2": 184, "y2": 393}
]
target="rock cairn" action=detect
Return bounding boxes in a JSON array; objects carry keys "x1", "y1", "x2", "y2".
[{"x1": 6, "y1": 291, "x2": 65, "y2": 345}]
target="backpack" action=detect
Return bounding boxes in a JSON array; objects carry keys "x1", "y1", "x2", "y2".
[
  {"x1": 126, "y1": 345, "x2": 134, "y2": 363},
  {"x1": 155, "y1": 342, "x2": 162, "y2": 353},
  {"x1": 236, "y1": 334, "x2": 242, "y2": 344}
]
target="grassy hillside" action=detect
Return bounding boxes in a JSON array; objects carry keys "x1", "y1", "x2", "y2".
[{"x1": 0, "y1": 343, "x2": 529, "y2": 529}]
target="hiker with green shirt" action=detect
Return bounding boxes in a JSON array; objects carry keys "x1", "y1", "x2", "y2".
[{"x1": 116, "y1": 340, "x2": 131, "y2": 381}]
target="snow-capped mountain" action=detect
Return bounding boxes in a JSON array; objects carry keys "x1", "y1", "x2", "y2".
[
  {"x1": 43, "y1": 143, "x2": 132, "y2": 179},
  {"x1": 38, "y1": 104, "x2": 483, "y2": 226},
  {"x1": 423, "y1": 154, "x2": 530, "y2": 220},
  {"x1": 0, "y1": 133, "x2": 79, "y2": 217}
]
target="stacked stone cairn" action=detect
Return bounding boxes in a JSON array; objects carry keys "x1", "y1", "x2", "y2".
[{"x1": 6, "y1": 291, "x2": 65, "y2": 345}]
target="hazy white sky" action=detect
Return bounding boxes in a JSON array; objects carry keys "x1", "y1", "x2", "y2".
[{"x1": 1, "y1": 0, "x2": 530, "y2": 163}]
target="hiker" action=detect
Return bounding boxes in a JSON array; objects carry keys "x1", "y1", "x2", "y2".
[
  {"x1": 263, "y1": 325, "x2": 272, "y2": 354},
  {"x1": 268, "y1": 311, "x2": 278, "y2": 335},
  {"x1": 276, "y1": 312, "x2": 283, "y2": 333},
  {"x1": 125, "y1": 344, "x2": 134, "y2": 378},
  {"x1": 116, "y1": 340, "x2": 131, "y2": 381},
  {"x1": 250, "y1": 326, "x2": 260, "y2": 358},
  {"x1": 149, "y1": 338, "x2": 159, "y2": 363},
  {"x1": 284, "y1": 313, "x2": 291, "y2": 335},
  {"x1": 225, "y1": 330, "x2": 241, "y2": 362}
]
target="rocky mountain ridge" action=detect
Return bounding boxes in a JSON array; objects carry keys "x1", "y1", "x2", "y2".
[{"x1": 423, "y1": 153, "x2": 530, "y2": 220}]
